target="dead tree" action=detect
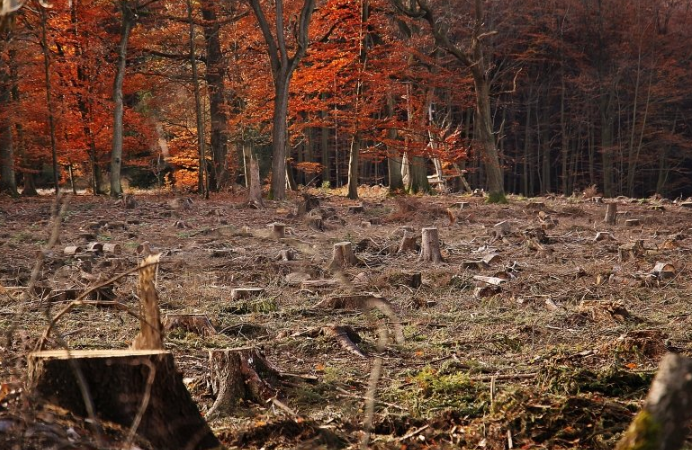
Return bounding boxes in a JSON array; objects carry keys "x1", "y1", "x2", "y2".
[
  {"x1": 616, "y1": 353, "x2": 692, "y2": 450},
  {"x1": 420, "y1": 227, "x2": 443, "y2": 263}
]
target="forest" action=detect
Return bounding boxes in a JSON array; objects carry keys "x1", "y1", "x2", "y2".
[
  {"x1": 0, "y1": 0, "x2": 690, "y2": 200},
  {"x1": 3, "y1": 1, "x2": 692, "y2": 450}
]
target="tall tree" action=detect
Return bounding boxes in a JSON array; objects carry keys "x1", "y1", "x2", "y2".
[
  {"x1": 393, "y1": 0, "x2": 506, "y2": 201},
  {"x1": 247, "y1": 0, "x2": 315, "y2": 200}
]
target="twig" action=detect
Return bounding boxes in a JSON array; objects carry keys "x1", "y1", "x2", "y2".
[
  {"x1": 398, "y1": 424, "x2": 430, "y2": 442},
  {"x1": 360, "y1": 325, "x2": 387, "y2": 450}
]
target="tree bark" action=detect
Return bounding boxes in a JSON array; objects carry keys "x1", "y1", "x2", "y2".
[
  {"x1": 0, "y1": 55, "x2": 16, "y2": 196},
  {"x1": 201, "y1": 0, "x2": 231, "y2": 191},
  {"x1": 28, "y1": 349, "x2": 221, "y2": 450},
  {"x1": 248, "y1": 0, "x2": 315, "y2": 200},
  {"x1": 616, "y1": 353, "x2": 692, "y2": 450},
  {"x1": 110, "y1": 2, "x2": 135, "y2": 198},
  {"x1": 186, "y1": 0, "x2": 208, "y2": 198},
  {"x1": 40, "y1": 6, "x2": 59, "y2": 195},
  {"x1": 420, "y1": 227, "x2": 443, "y2": 263}
]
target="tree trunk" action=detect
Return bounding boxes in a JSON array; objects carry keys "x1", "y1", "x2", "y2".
[
  {"x1": 187, "y1": 0, "x2": 208, "y2": 198},
  {"x1": 347, "y1": 134, "x2": 360, "y2": 199},
  {"x1": 28, "y1": 349, "x2": 221, "y2": 450},
  {"x1": 110, "y1": 2, "x2": 134, "y2": 198},
  {"x1": 0, "y1": 51, "x2": 16, "y2": 196},
  {"x1": 201, "y1": 0, "x2": 231, "y2": 191},
  {"x1": 616, "y1": 353, "x2": 692, "y2": 450},
  {"x1": 40, "y1": 6, "x2": 59, "y2": 195},
  {"x1": 472, "y1": 72, "x2": 504, "y2": 201},
  {"x1": 408, "y1": 155, "x2": 429, "y2": 194}
]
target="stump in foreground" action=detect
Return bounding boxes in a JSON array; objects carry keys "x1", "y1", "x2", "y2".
[
  {"x1": 616, "y1": 353, "x2": 692, "y2": 450},
  {"x1": 28, "y1": 349, "x2": 220, "y2": 450},
  {"x1": 206, "y1": 347, "x2": 279, "y2": 420},
  {"x1": 328, "y1": 241, "x2": 359, "y2": 270}
]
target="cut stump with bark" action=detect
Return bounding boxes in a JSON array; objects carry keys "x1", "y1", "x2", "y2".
[
  {"x1": 604, "y1": 203, "x2": 618, "y2": 225},
  {"x1": 328, "y1": 242, "x2": 359, "y2": 270},
  {"x1": 231, "y1": 287, "x2": 264, "y2": 301},
  {"x1": 616, "y1": 353, "x2": 692, "y2": 450},
  {"x1": 163, "y1": 314, "x2": 216, "y2": 337},
  {"x1": 28, "y1": 349, "x2": 220, "y2": 450},
  {"x1": 269, "y1": 222, "x2": 286, "y2": 239},
  {"x1": 248, "y1": 156, "x2": 264, "y2": 209},
  {"x1": 420, "y1": 227, "x2": 443, "y2": 263},
  {"x1": 397, "y1": 231, "x2": 418, "y2": 254},
  {"x1": 206, "y1": 347, "x2": 279, "y2": 420}
]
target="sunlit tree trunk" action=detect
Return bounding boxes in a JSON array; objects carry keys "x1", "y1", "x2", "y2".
[
  {"x1": 248, "y1": 0, "x2": 315, "y2": 200},
  {"x1": 40, "y1": 6, "x2": 59, "y2": 194},
  {"x1": 110, "y1": 1, "x2": 135, "y2": 198},
  {"x1": 186, "y1": 0, "x2": 208, "y2": 198}
]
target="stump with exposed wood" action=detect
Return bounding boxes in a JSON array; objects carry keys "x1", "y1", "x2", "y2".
[
  {"x1": 248, "y1": 156, "x2": 264, "y2": 209},
  {"x1": 269, "y1": 222, "x2": 286, "y2": 239},
  {"x1": 163, "y1": 314, "x2": 216, "y2": 337},
  {"x1": 397, "y1": 231, "x2": 418, "y2": 254},
  {"x1": 231, "y1": 287, "x2": 264, "y2": 301},
  {"x1": 420, "y1": 227, "x2": 443, "y2": 263},
  {"x1": 206, "y1": 347, "x2": 279, "y2": 420},
  {"x1": 616, "y1": 353, "x2": 692, "y2": 450},
  {"x1": 348, "y1": 204, "x2": 364, "y2": 214},
  {"x1": 604, "y1": 203, "x2": 618, "y2": 225},
  {"x1": 132, "y1": 254, "x2": 164, "y2": 351},
  {"x1": 328, "y1": 241, "x2": 359, "y2": 270},
  {"x1": 28, "y1": 349, "x2": 220, "y2": 450}
]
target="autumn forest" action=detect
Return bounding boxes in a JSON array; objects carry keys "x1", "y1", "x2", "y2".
[{"x1": 1, "y1": 0, "x2": 691, "y2": 201}]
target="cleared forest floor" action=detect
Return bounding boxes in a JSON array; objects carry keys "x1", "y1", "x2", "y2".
[{"x1": 2, "y1": 189, "x2": 692, "y2": 449}]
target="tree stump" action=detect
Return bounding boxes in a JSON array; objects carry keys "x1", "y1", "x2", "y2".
[
  {"x1": 248, "y1": 155, "x2": 264, "y2": 209},
  {"x1": 163, "y1": 314, "x2": 216, "y2": 337},
  {"x1": 420, "y1": 227, "x2": 443, "y2": 263},
  {"x1": 28, "y1": 349, "x2": 220, "y2": 450},
  {"x1": 102, "y1": 243, "x2": 122, "y2": 255},
  {"x1": 616, "y1": 353, "x2": 692, "y2": 450},
  {"x1": 397, "y1": 231, "x2": 418, "y2": 254},
  {"x1": 64, "y1": 245, "x2": 83, "y2": 256},
  {"x1": 348, "y1": 204, "x2": 364, "y2": 214},
  {"x1": 275, "y1": 249, "x2": 295, "y2": 261},
  {"x1": 231, "y1": 287, "x2": 264, "y2": 301},
  {"x1": 132, "y1": 254, "x2": 164, "y2": 351},
  {"x1": 604, "y1": 203, "x2": 618, "y2": 225},
  {"x1": 124, "y1": 194, "x2": 137, "y2": 209},
  {"x1": 625, "y1": 219, "x2": 641, "y2": 227},
  {"x1": 328, "y1": 242, "x2": 359, "y2": 270},
  {"x1": 269, "y1": 222, "x2": 286, "y2": 239},
  {"x1": 206, "y1": 347, "x2": 279, "y2": 420}
]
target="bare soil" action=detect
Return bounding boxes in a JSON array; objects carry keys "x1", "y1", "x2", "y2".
[{"x1": 2, "y1": 190, "x2": 692, "y2": 449}]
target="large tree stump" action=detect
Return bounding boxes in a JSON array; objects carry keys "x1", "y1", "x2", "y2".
[
  {"x1": 28, "y1": 349, "x2": 220, "y2": 450},
  {"x1": 604, "y1": 202, "x2": 618, "y2": 225},
  {"x1": 206, "y1": 347, "x2": 279, "y2": 420},
  {"x1": 163, "y1": 314, "x2": 216, "y2": 337},
  {"x1": 616, "y1": 353, "x2": 692, "y2": 450},
  {"x1": 328, "y1": 241, "x2": 359, "y2": 270},
  {"x1": 420, "y1": 227, "x2": 443, "y2": 263}
]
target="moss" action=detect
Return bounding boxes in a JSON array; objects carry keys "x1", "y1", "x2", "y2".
[
  {"x1": 486, "y1": 191, "x2": 509, "y2": 204},
  {"x1": 614, "y1": 410, "x2": 661, "y2": 450}
]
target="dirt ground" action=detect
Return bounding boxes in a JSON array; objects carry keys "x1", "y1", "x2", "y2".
[{"x1": 1, "y1": 188, "x2": 691, "y2": 449}]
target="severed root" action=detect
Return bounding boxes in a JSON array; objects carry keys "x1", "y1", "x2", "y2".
[
  {"x1": 315, "y1": 295, "x2": 404, "y2": 345},
  {"x1": 322, "y1": 325, "x2": 366, "y2": 358}
]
